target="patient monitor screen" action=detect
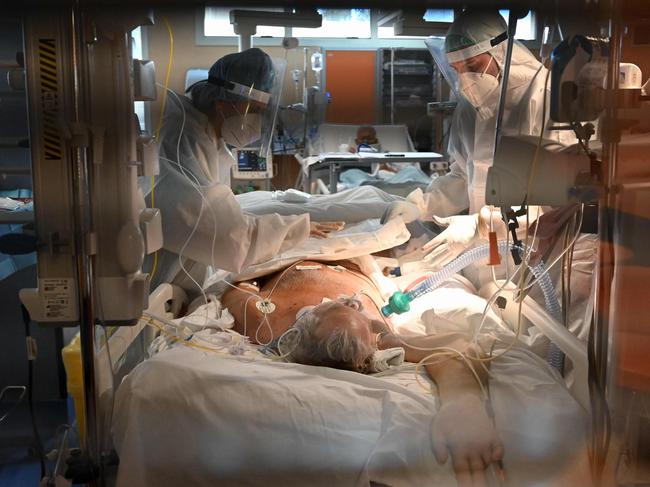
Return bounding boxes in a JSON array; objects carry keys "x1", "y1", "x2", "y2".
[{"x1": 237, "y1": 149, "x2": 267, "y2": 172}]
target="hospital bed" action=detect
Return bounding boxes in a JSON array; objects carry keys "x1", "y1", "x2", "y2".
[
  {"x1": 301, "y1": 124, "x2": 446, "y2": 194},
  {"x1": 100, "y1": 212, "x2": 592, "y2": 487}
]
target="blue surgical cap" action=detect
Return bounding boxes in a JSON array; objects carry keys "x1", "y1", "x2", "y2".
[
  {"x1": 208, "y1": 47, "x2": 275, "y2": 100},
  {"x1": 189, "y1": 48, "x2": 275, "y2": 114}
]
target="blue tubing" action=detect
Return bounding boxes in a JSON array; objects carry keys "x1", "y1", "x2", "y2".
[
  {"x1": 402, "y1": 241, "x2": 565, "y2": 373},
  {"x1": 407, "y1": 241, "x2": 516, "y2": 300},
  {"x1": 530, "y1": 263, "x2": 565, "y2": 374}
]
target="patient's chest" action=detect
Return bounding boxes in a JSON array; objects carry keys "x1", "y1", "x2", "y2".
[{"x1": 229, "y1": 261, "x2": 384, "y2": 343}]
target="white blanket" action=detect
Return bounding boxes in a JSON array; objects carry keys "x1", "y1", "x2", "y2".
[
  {"x1": 237, "y1": 185, "x2": 402, "y2": 223},
  {"x1": 203, "y1": 218, "x2": 410, "y2": 287},
  {"x1": 114, "y1": 295, "x2": 589, "y2": 487}
]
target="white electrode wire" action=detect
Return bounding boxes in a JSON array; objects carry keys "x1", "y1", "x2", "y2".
[
  {"x1": 509, "y1": 67, "x2": 552, "y2": 363},
  {"x1": 255, "y1": 314, "x2": 275, "y2": 346},
  {"x1": 157, "y1": 87, "x2": 211, "y2": 323},
  {"x1": 267, "y1": 260, "x2": 306, "y2": 299},
  {"x1": 166, "y1": 88, "x2": 217, "y2": 296},
  {"x1": 272, "y1": 326, "x2": 305, "y2": 361},
  {"x1": 242, "y1": 294, "x2": 255, "y2": 337},
  {"x1": 252, "y1": 260, "x2": 307, "y2": 346},
  {"x1": 471, "y1": 259, "x2": 524, "y2": 342},
  {"x1": 360, "y1": 289, "x2": 490, "y2": 369}
]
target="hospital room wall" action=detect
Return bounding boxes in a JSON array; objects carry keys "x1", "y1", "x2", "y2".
[{"x1": 145, "y1": 9, "x2": 318, "y2": 135}]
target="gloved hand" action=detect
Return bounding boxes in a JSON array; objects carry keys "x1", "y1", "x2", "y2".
[
  {"x1": 422, "y1": 214, "x2": 480, "y2": 269},
  {"x1": 309, "y1": 221, "x2": 345, "y2": 238},
  {"x1": 380, "y1": 200, "x2": 421, "y2": 224}
]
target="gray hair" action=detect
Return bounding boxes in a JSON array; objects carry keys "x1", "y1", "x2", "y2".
[{"x1": 278, "y1": 306, "x2": 374, "y2": 374}]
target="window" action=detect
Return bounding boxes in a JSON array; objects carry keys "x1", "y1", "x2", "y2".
[
  {"x1": 499, "y1": 10, "x2": 536, "y2": 41},
  {"x1": 379, "y1": 9, "x2": 536, "y2": 41},
  {"x1": 292, "y1": 9, "x2": 371, "y2": 38},
  {"x1": 378, "y1": 9, "x2": 454, "y2": 39},
  {"x1": 423, "y1": 9, "x2": 455, "y2": 23},
  {"x1": 204, "y1": 7, "x2": 286, "y2": 37}
]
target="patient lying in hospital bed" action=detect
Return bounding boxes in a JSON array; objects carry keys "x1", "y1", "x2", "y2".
[
  {"x1": 114, "y1": 237, "x2": 590, "y2": 487},
  {"x1": 222, "y1": 259, "x2": 503, "y2": 486}
]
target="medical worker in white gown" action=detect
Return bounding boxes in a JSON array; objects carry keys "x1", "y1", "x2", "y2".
[
  {"x1": 384, "y1": 9, "x2": 573, "y2": 225},
  {"x1": 151, "y1": 48, "x2": 339, "y2": 295},
  {"x1": 383, "y1": 9, "x2": 597, "y2": 343}
]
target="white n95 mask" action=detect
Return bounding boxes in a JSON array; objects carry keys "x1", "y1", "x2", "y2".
[
  {"x1": 459, "y1": 72, "x2": 499, "y2": 111},
  {"x1": 221, "y1": 113, "x2": 262, "y2": 148},
  {"x1": 458, "y1": 57, "x2": 500, "y2": 118}
]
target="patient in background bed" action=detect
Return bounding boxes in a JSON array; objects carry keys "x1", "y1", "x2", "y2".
[
  {"x1": 347, "y1": 125, "x2": 381, "y2": 154},
  {"x1": 222, "y1": 260, "x2": 503, "y2": 487}
]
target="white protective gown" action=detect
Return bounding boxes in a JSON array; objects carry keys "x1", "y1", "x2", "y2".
[
  {"x1": 414, "y1": 42, "x2": 576, "y2": 217},
  {"x1": 151, "y1": 94, "x2": 310, "y2": 295},
  {"x1": 413, "y1": 43, "x2": 597, "y2": 342}
]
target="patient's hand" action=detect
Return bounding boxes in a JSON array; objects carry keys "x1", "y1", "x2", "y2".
[
  {"x1": 309, "y1": 221, "x2": 345, "y2": 238},
  {"x1": 432, "y1": 394, "x2": 504, "y2": 487}
]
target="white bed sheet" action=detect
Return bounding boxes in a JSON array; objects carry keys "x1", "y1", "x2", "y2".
[
  {"x1": 203, "y1": 218, "x2": 410, "y2": 287},
  {"x1": 114, "y1": 291, "x2": 590, "y2": 487},
  {"x1": 114, "y1": 347, "x2": 451, "y2": 487},
  {"x1": 236, "y1": 185, "x2": 402, "y2": 223}
]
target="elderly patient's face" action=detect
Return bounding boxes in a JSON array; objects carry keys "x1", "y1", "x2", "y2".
[{"x1": 311, "y1": 300, "x2": 387, "y2": 350}]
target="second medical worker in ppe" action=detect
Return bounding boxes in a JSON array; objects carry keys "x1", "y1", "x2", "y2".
[
  {"x1": 385, "y1": 10, "x2": 597, "y2": 349},
  {"x1": 152, "y1": 48, "x2": 342, "y2": 294},
  {"x1": 384, "y1": 9, "x2": 575, "y2": 266}
]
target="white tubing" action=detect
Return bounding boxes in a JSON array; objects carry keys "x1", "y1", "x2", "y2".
[
  {"x1": 408, "y1": 241, "x2": 566, "y2": 372},
  {"x1": 479, "y1": 280, "x2": 590, "y2": 413},
  {"x1": 530, "y1": 263, "x2": 565, "y2": 372}
]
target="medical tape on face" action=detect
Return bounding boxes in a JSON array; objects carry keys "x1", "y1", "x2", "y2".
[
  {"x1": 207, "y1": 75, "x2": 271, "y2": 105},
  {"x1": 446, "y1": 31, "x2": 508, "y2": 64}
]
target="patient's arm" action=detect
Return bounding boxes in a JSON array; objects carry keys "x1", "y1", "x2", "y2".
[{"x1": 380, "y1": 332, "x2": 503, "y2": 487}]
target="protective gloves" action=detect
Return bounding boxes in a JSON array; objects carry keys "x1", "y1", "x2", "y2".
[
  {"x1": 422, "y1": 214, "x2": 480, "y2": 269},
  {"x1": 422, "y1": 207, "x2": 508, "y2": 269},
  {"x1": 380, "y1": 200, "x2": 421, "y2": 224},
  {"x1": 310, "y1": 221, "x2": 345, "y2": 238}
]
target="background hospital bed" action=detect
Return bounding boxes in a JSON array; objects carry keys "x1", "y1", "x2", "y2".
[{"x1": 302, "y1": 123, "x2": 445, "y2": 194}]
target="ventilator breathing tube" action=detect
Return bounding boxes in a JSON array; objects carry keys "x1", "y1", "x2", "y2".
[
  {"x1": 381, "y1": 241, "x2": 520, "y2": 317},
  {"x1": 529, "y1": 263, "x2": 565, "y2": 373},
  {"x1": 380, "y1": 241, "x2": 567, "y2": 372}
]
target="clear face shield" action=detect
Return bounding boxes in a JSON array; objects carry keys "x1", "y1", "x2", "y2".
[
  {"x1": 212, "y1": 58, "x2": 286, "y2": 177},
  {"x1": 426, "y1": 37, "x2": 461, "y2": 100}
]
